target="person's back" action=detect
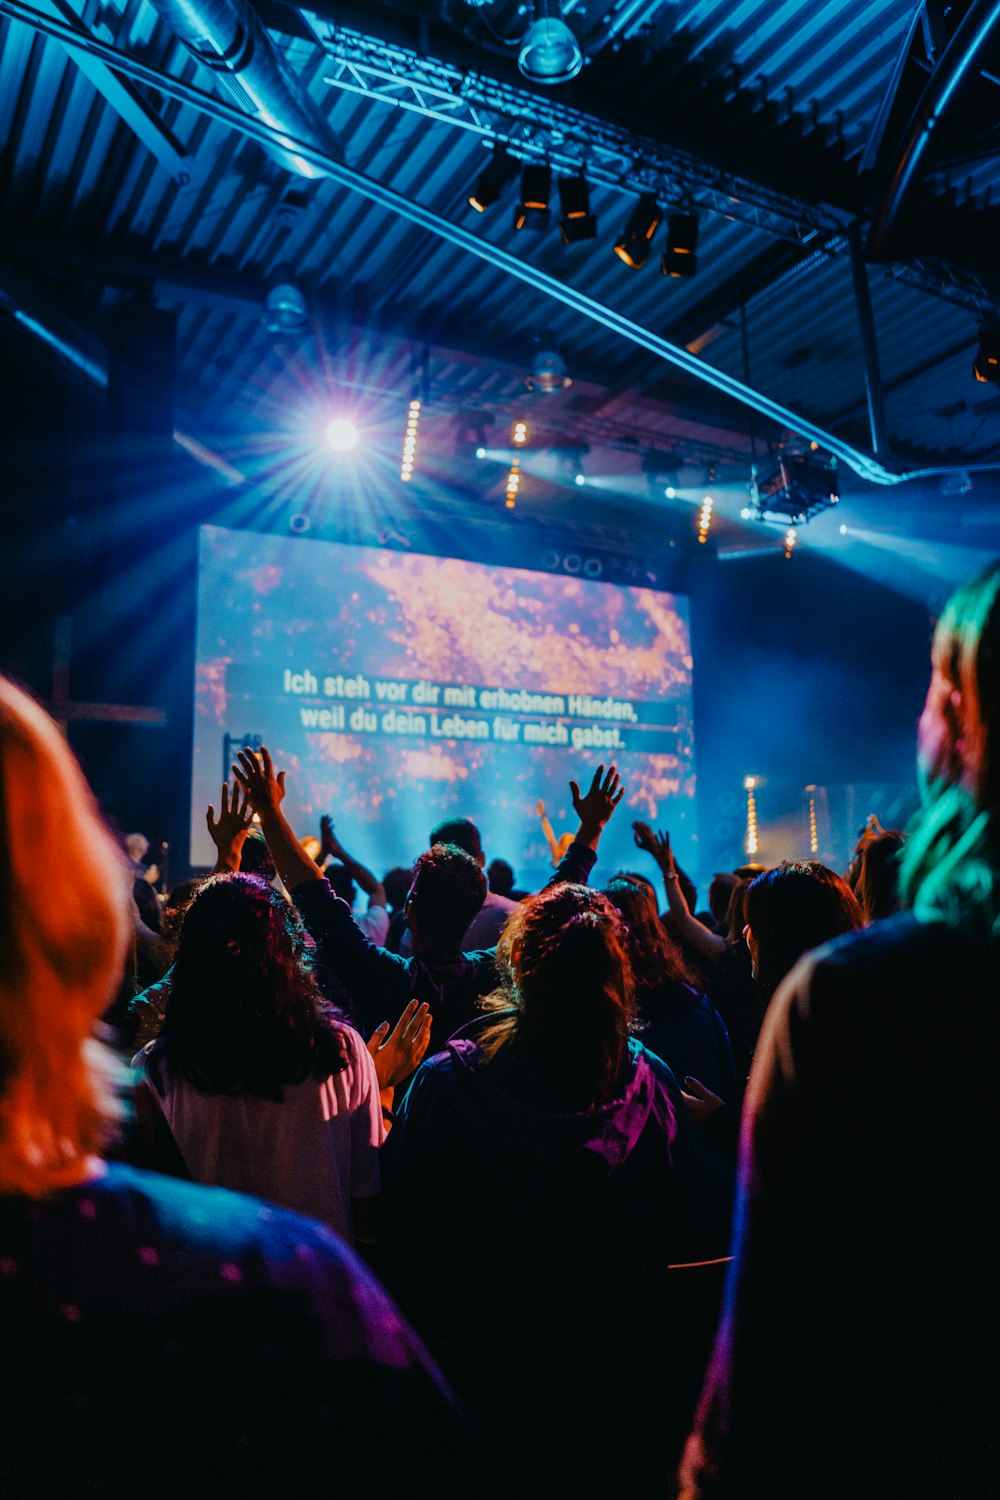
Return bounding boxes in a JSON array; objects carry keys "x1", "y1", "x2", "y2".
[
  {"x1": 681, "y1": 561, "x2": 1000, "y2": 1500},
  {"x1": 380, "y1": 883, "x2": 732, "y2": 1497},
  {"x1": 0, "y1": 676, "x2": 475, "y2": 1497},
  {"x1": 0, "y1": 1163, "x2": 476, "y2": 1497}
]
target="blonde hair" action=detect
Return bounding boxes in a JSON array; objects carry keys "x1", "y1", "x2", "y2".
[{"x1": 0, "y1": 677, "x2": 130, "y2": 1194}]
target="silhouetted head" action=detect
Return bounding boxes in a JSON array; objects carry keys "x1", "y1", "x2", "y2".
[
  {"x1": 744, "y1": 860, "x2": 863, "y2": 996},
  {"x1": 324, "y1": 862, "x2": 357, "y2": 908},
  {"x1": 487, "y1": 858, "x2": 516, "y2": 897},
  {"x1": 406, "y1": 843, "x2": 487, "y2": 952},
  {"x1": 237, "y1": 827, "x2": 276, "y2": 880},
  {"x1": 429, "y1": 817, "x2": 483, "y2": 864},
  {"x1": 383, "y1": 866, "x2": 413, "y2": 911}
]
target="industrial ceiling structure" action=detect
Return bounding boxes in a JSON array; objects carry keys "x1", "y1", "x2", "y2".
[{"x1": 2, "y1": 0, "x2": 1000, "y2": 557}]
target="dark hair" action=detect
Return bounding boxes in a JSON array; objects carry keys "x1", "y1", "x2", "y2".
[
  {"x1": 159, "y1": 874, "x2": 347, "y2": 1099},
  {"x1": 487, "y1": 858, "x2": 516, "y2": 897},
  {"x1": 383, "y1": 866, "x2": 412, "y2": 910},
  {"x1": 409, "y1": 844, "x2": 487, "y2": 949},
  {"x1": 854, "y1": 830, "x2": 906, "y2": 923},
  {"x1": 603, "y1": 875, "x2": 701, "y2": 1013},
  {"x1": 708, "y1": 872, "x2": 739, "y2": 925},
  {"x1": 745, "y1": 860, "x2": 863, "y2": 997},
  {"x1": 236, "y1": 827, "x2": 275, "y2": 879},
  {"x1": 324, "y1": 862, "x2": 357, "y2": 907},
  {"x1": 480, "y1": 884, "x2": 635, "y2": 1111},
  {"x1": 429, "y1": 817, "x2": 482, "y2": 860}
]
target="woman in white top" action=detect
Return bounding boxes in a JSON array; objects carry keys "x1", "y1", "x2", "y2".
[{"x1": 139, "y1": 872, "x2": 383, "y2": 1246}]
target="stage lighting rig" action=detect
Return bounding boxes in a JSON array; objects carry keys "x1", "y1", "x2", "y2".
[
  {"x1": 469, "y1": 143, "x2": 518, "y2": 213},
  {"x1": 661, "y1": 211, "x2": 699, "y2": 278},
  {"x1": 514, "y1": 164, "x2": 552, "y2": 231},
  {"x1": 973, "y1": 323, "x2": 1000, "y2": 383},
  {"x1": 526, "y1": 346, "x2": 572, "y2": 393},
  {"x1": 749, "y1": 452, "x2": 839, "y2": 524},
  {"x1": 614, "y1": 194, "x2": 661, "y2": 269},
  {"x1": 558, "y1": 173, "x2": 597, "y2": 243}
]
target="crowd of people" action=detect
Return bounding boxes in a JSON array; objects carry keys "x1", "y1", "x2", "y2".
[{"x1": 1, "y1": 559, "x2": 998, "y2": 1496}]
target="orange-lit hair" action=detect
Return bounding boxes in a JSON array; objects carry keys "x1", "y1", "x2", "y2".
[{"x1": 0, "y1": 677, "x2": 129, "y2": 1194}]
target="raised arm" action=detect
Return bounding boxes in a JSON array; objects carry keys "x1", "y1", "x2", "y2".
[
  {"x1": 632, "y1": 821, "x2": 726, "y2": 962},
  {"x1": 321, "y1": 814, "x2": 387, "y2": 909},
  {"x1": 547, "y1": 764, "x2": 626, "y2": 888},
  {"x1": 570, "y1": 764, "x2": 625, "y2": 852},
  {"x1": 206, "y1": 781, "x2": 254, "y2": 873},
  {"x1": 231, "y1": 748, "x2": 324, "y2": 890}
]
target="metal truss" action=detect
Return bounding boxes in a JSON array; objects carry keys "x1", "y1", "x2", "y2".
[
  {"x1": 302, "y1": 15, "x2": 842, "y2": 247},
  {"x1": 303, "y1": 17, "x2": 1000, "y2": 317}
]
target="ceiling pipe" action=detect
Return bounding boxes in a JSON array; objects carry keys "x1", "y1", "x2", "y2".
[
  {"x1": 3, "y1": 0, "x2": 995, "y2": 489},
  {"x1": 144, "y1": 0, "x2": 344, "y2": 176},
  {"x1": 867, "y1": 0, "x2": 1000, "y2": 259}
]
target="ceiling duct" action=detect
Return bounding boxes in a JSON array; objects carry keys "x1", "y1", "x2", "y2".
[{"x1": 146, "y1": 0, "x2": 344, "y2": 176}]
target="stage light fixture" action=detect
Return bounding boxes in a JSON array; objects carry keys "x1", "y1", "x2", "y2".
[
  {"x1": 574, "y1": 472, "x2": 586, "y2": 486},
  {"x1": 614, "y1": 194, "x2": 662, "y2": 269},
  {"x1": 400, "y1": 398, "x2": 420, "y2": 482},
  {"x1": 469, "y1": 143, "x2": 519, "y2": 212},
  {"x1": 558, "y1": 173, "x2": 597, "y2": 243},
  {"x1": 512, "y1": 420, "x2": 528, "y2": 445},
  {"x1": 973, "y1": 324, "x2": 1000, "y2": 383},
  {"x1": 526, "y1": 347, "x2": 571, "y2": 393},
  {"x1": 839, "y1": 523, "x2": 848, "y2": 534},
  {"x1": 476, "y1": 446, "x2": 487, "y2": 459},
  {"x1": 784, "y1": 526, "x2": 798, "y2": 558},
  {"x1": 326, "y1": 417, "x2": 358, "y2": 452},
  {"x1": 518, "y1": 0, "x2": 583, "y2": 85},
  {"x1": 755, "y1": 452, "x2": 839, "y2": 524},
  {"x1": 661, "y1": 211, "x2": 700, "y2": 278},
  {"x1": 514, "y1": 163, "x2": 552, "y2": 231},
  {"x1": 698, "y1": 494, "x2": 714, "y2": 544},
  {"x1": 665, "y1": 486, "x2": 677, "y2": 500},
  {"x1": 262, "y1": 263, "x2": 309, "y2": 333}
]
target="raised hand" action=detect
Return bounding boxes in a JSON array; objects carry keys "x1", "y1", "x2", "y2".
[
  {"x1": 569, "y1": 764, "x2": 625, "y2": 842},
  {"x1": 320, "y1": 813, "x2": 344, "y2": 860},
  {"x1": 366, "y1": 1000, "x2": 433, "y2": 1091},
  {"x1": 632, "y1": 819, "x2": 657, "y2": 855},
  {"x1": 206, "y1": 781, "x2": 254, "y2": 871},
  {"x1": 232, "y1": 745, "x2": 286, "y2": 814},
  {"x1": 633, "y1": 820, "x2": 674, "y2": 872}
]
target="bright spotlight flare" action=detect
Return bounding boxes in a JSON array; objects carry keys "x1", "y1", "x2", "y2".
[
  {"x1": 326, "y1": 417, "x2": 358, "y2": 452},
  {"x1": 400, "y1": 398, "x2": 420, "y2": 482}
]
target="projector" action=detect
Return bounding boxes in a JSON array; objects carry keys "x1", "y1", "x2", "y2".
[{"x1": 751, "y1": 453, "x2": 840, "y2": 524}]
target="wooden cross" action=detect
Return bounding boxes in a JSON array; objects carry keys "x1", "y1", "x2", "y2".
[{"x1": 44, "y1": 616, "x2": 167, "y2": 733}]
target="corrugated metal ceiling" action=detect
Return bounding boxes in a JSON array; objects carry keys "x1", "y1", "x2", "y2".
[{"x1": 0, "y1": 0, "x2": 998, "y2": 544}]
